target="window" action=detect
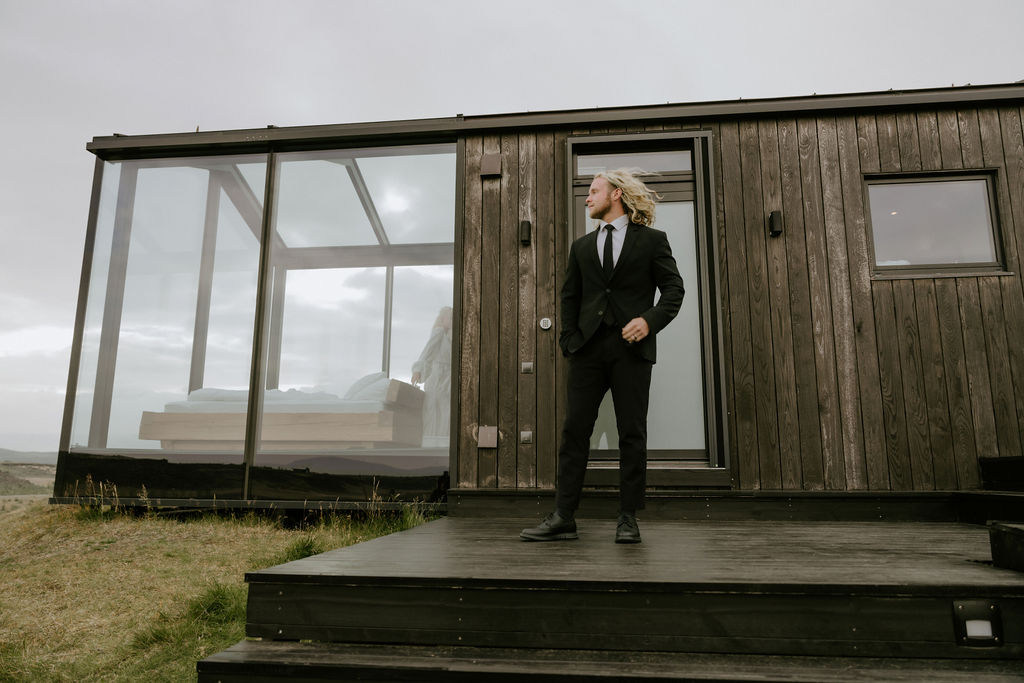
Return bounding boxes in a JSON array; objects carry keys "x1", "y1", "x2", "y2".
[
  {"x1": 866, "y1": 173, "x2": 1002, "y2": 275},
  {"x1": 576, "y1": 149, "x2": 691, "y2": 176}
]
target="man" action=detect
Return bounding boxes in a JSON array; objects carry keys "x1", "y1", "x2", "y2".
[{"x1": 521, "y1": 169, "x2": 684, "y2": 544}]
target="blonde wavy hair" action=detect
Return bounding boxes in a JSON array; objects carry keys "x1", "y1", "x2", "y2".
[{"x1": 595, "y1": 168, "x2": 661, "y2": 227}]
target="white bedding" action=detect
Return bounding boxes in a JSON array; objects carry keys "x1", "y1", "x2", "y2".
[{"x1": 164, "y1": 385, "x2": 388, "y2": 414}]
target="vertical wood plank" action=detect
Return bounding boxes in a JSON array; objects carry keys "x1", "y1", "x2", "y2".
[
  {"x1": 720, "y1": 121, "x2": 759, "y2": 489},
  {"x1": 876, "y1": 113, "x2": 901, "y2": 173},
  {"x1": 860, "y1": 114, "x2": 904, "y2": 490},
  {"x1": 478, "y1": 135, "x2": 502, "y2": 488},
  {"x1": 818, "y1": 117, "x2": 862, "y2": 489},
  {"x1": 552, "y1": 130, "x2": 570, "y2": 490},
  {"x1": 965, "y1": 109, "x2": 1022, "y2": 460},
  {"x1": 937, "y1": 110, "x2": 964, "y2": 170},
  {"x1": 895, "y1": 112, "x2": 922, "y2": 172},
  {"x1": 709, "y1": 123, "x2": 740, "y2": 485},
  {"x1": 957, "y1": 109, "x2": 984, "y2": 168},
  {"x1": 778, "y1": 117, "x2": 823, "y2": 490},
  {"x1": 797, "y1": 117, "x2": 844, "y2": 490},
  {"x1": 892, "y1": 280, "x2": 935, "y2": 490},
  {"x1": 856, "y1": 115, "x2": 881, "y2": 174},
  {"x1": 913, "y1": 280, "x2": 957, "y2": 489},
  {"x1": 917, "y1": 111, "x2": 943, "y2": 170},
  {"x1": 991, "y1": 107, "x2": 1024, "y2": 453},
  {"x1": 497, "y1": 134, "x2": 520, "y2": 487},
  {"x1": 934, "y1": 278, "x2": 979, "y2": 488},
  {"x1": 978, "y1": 276, "x2": 1022, "y2": 458},
  {"x1": 996, "y1": 107, "x2": 1024, "y2": 275},
  {"x1": 837, "y1": 115, "x2": 886, "y2": 491},
  {"x1": 758, "y1": 119, "x2": 800, "y2": 489},
  {"x1": 957, "y1": 278, "x2": 999, "y2": 458},
  {"x1": 740, "y1": 120, "x2": 781, "y2": 489},
  {"x1": 517, "y1": 133, "x2": 538, "y2": 487},
  {"x1": 872, "y1": 283, "x2": 912, "y2": 490},
  {"x1": 458, "y1": 136, "x2": 483, "y2": 488},
  {"x1": 535, "y1": 131, "x2": 557, "y2": 489}
]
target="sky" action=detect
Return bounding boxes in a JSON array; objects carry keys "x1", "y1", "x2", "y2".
[{"x1": 1, "y1": 0, "x2": 1022, "y2": 452}]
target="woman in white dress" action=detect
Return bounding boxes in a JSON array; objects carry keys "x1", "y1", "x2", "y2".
[{"x1": 411, "y1": 306, "x2": 452, "y2": 447}]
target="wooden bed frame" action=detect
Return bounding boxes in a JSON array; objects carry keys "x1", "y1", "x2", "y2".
[{"x1": 138, "y1": 380, "x2": 425, "y2": 451}]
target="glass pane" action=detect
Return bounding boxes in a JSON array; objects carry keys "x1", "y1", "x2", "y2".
[
  {"x1": 200, "y1": 189, "x2": 261, "y2": 389},
  {"x1": 577, "y1": 150, "x2": 691, "y2": 176},
  {"x1": 273, "y1": 147, "x2": 457, "y2": 248},
  {"x1": 275, "y1": 268, "x2": 386, "y2": 395},
  {"x1": 392, "y1": 266, "x2": 454, "y2": 447},
  {"x1": 70, "y1": 156, "x2": 266, "y2": 460},
  {"x1": 359, "y1": 153, "x2": 457, "y2": 244},
  {"x1": 275, "y1": 159, "x2": 377, "y2": 247},
  {"x1": 869, "y1": 179, "x2": 997, "y2": 267},
  {"x1": 591, "y1": 201, "x2": 705, "y2": 452},
  {"x1": 70, "y1": 162, "x2": 120, "y2": 448},
  {"x1": 251, "y1": 145, "x2": 455, "y2": 500}
]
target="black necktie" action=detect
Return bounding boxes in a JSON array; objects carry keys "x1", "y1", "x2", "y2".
[
  {"x1": 602, "y1": 225, "x2": 615, "y2": 325},
  {"x1": 603, "y1": 224, "x2": 615, "y2": 279}
]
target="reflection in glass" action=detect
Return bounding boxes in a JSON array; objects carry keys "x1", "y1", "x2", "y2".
[
  {"x1": 253, "y1": 145, "x2": 456, "y2": 481},
  {"x1": 591, "y1": 201, "x2": 705, "y2": 453},
  {"x1": 578, "y1": 150, "x2": 692, "y2": 176},
  {"x1": 276, "y1": 268, "x2": 386, "y2": 395},
  {"x1": 71, "y1": 156, "x2": 267, "y2": 454},
  {"x1": 868, "y1": 179, "x2": 997, "y2": 267},
  {"x1": 70, "y1": 161, "x2": 120, "y2": 447}
]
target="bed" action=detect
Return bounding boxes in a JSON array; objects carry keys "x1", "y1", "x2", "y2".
[{"x1": 138, "y1": 373, "x2": 425, "y2": 452}]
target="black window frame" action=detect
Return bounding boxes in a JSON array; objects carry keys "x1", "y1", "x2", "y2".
[{"x1": 864, "y1": 169, "x2": 1007, "y2": 279}]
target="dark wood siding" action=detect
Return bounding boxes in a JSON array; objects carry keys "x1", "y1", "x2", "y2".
[{"x1": 454, "y1": 103, "x2": 1024, "y2": 493}]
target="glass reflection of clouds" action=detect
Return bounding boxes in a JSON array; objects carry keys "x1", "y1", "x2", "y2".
[
  {"x1": 360, "y1": 153, "x2": 456, "y2": 244},
  {"x1": 71, "y1": 143, "x2": 456, "y2": 461},
  {"x1": 284, "y1": 268, "x2": 376, "y2": 311},
  {"x1": 869, "y1": 179, "x2": 996, "y2": 267},
  {"x1": 275, "y1": 160, "x2": 376, "y2": 248},
  {"x1": 71, "y1": 154, "x2": 268, "y2": 450}
]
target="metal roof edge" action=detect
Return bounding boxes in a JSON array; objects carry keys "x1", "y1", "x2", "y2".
[
  {"x1": 460, "y1": 83, "x2": 1024, "y2": 129},
  {"x1": 87, "y1": 83, "x2": 1024, "y2": 158}
]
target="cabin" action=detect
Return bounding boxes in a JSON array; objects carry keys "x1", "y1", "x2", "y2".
[
  {"x1": 55, "y1": 84, "x2": 1024, "y2": 679},
  {"x1": 55, "y1": 82, "x2": 1024, "y2": 508}
]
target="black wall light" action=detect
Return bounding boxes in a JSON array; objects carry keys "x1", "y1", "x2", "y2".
[
  {"x1": 767, "y1": 210, "x2": 783, "y2": 238},
  {"x1": 520, "y1": 220, "x2": 531, "y2": 245}
]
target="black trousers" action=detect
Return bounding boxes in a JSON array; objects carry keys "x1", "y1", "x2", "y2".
[{"x1": 556, "y1": 324, "x2": 653, "y2": 515}]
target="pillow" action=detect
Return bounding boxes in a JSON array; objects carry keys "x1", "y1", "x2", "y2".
[{"x1": 343, "y1": 372, "x2": 391, "y2": 401}]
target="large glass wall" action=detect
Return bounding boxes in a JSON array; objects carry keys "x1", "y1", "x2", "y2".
[
  {"x1": 70, "y1": 156, "x2": 266, "y2": 457},
  {"x1": 61, "y1": 144, "x2": 455, "y2": 503}
]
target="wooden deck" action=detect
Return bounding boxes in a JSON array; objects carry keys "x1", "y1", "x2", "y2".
[
  {"x1": 200, "y1": 517, "x2": 1024, "y2": 680},
  {"x1": 248, "y1": 517, "x2": 1022, "y2": 589}
]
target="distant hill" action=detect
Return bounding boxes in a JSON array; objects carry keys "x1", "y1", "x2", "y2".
[{"x1": 0, "y1": 449, "x2": 58, "y2": 465}]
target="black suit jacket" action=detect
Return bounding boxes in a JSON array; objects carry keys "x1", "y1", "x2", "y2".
[{"x1": 559, "y1": 221, "x2": 685, "y2": 363}]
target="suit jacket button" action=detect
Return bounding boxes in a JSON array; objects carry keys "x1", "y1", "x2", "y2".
[
  {"x1": 597, "y1": 310, "x2": 604, "y2": 316},
  {"x1": 605, "y1": 288, "x2": 611, "y2": 293}
]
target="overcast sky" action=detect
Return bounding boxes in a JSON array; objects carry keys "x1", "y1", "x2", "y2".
[{"x1": 1, "y1": 0, "x2": 1022, "y2": 452}]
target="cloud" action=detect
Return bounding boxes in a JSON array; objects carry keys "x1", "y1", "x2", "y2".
[{"x1": 0, "y1": 325, "x2": 74, "y2": 359}]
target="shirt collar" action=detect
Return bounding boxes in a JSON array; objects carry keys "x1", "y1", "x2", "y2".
[{"x1": 600, "y1": 215, "x2": 629, "y2": 231}]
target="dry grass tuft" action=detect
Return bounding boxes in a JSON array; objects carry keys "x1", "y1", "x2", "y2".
[{"x1": 0, "y1": 499, "x2": 429, "y2": 681}]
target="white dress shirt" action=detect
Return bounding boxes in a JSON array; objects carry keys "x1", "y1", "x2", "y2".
[{"x1": 596, "y1": 214, "x2": 629, "y2": 268}]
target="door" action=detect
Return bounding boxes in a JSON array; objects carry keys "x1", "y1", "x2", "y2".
[{"x1": 568, "y1": 135, "x2": 728, "y2": 483}]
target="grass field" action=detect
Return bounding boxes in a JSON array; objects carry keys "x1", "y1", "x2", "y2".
[
  {"x1": 0, "y1": 463, "x2": 53, "y2": 496},
  {"x1": 0, "y1": 496, "x2": 428, "y2": 681}
]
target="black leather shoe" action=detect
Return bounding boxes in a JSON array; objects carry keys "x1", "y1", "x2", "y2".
[
  {"x1": 520, "y1": 511, "x2": 578, "y2": 541},
  {"x1": 615, "y1": 513, "x2": 641, "y2": 544}
]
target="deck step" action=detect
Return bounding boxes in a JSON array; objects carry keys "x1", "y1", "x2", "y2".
[
  {"x1": 242, "y1": 518, "x2": 1024, "y2": 660},
  {"x1": 198, "y1": 640, "x2": 1024, "y2": 682}
]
